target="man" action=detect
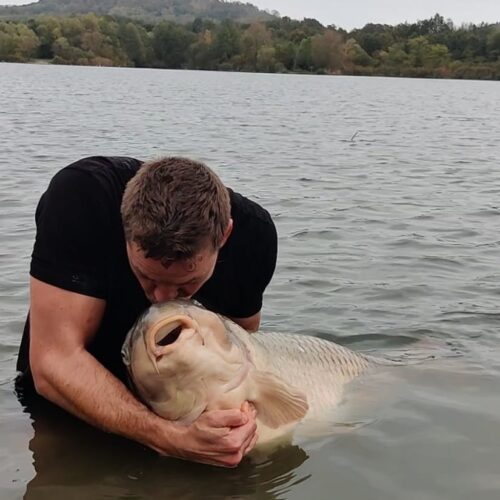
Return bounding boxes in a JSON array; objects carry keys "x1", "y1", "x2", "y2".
[{"x1": 16, "y1": 155, "x2": 277, "y2": 467}]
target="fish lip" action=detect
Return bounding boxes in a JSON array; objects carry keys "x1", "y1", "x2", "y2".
[{"x1": 146, "y1": 314, "x2": 201, "y2": 373}]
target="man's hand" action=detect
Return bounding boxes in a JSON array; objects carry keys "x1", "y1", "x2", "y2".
[{"x1": 159, "y1": 402, "x2": 258, "y2": 468}]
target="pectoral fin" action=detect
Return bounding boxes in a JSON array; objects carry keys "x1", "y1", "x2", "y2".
[{"x1": 250, "y1": 371, "x2": 309, "y2": 429}]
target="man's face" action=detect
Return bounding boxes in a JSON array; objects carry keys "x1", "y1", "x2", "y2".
[{"x1": 126, "y1": 241, "x2": 218, "y2": 303}]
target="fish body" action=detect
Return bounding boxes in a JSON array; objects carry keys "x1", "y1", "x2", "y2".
[{"x1": 122, "y1": 300, "x2": 373, "y2": 445}]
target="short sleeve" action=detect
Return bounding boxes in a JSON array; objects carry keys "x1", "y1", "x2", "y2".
[
  {"x1": 30, "y1": 167, "x2": 111, "y2": 299},
  {"x1": 236, "y1": 217, "x2": 277, "y2": 317},
  {"x1": 195, "y1": 214, "x2": 278, "y2": 319}
]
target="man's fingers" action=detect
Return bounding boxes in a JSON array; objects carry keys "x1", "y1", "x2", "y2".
[
  {"x1": 183, "y1": 404, "x2": 259, "y2": 467},
  {"x1": 222, "y1": 411, "x2": 257, "y2": 455},
  {"x1": 204, "y1": 408, "x2": 250, "y2": 428},
  {"x1": 243, "y1": 429, "x2": 259, "y2": 456},
  {"x1": 242, "y1": 401, "x2": 257, "y2": 419}
]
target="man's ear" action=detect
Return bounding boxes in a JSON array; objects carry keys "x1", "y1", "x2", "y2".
[{"x1": 220, "y1": 219, "x2": 233, "y2": 247}]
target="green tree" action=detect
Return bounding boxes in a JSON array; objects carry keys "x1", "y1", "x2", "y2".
[
  {"x1": 0, "y1": 21, "x2": 39, "y2": 61},
  {"x1": 31, "y1": 16, "x2": 61, "y2": 59},
  {"x1": 0, "y1": 22, "x2": 17, "y2": 60},
  {"x1": 0, "y1": 11, "x2": 498, "y2": 79},
  {"x1": 486, "y1": 28, "x2": 500, "y2": 60},
  {"x1": 188, "y1": 29, "x2": 216, "y2": 69},
  {"x1": 289, "y1": 28, "x2": 307, "y2": 44},
  {"x1": 256, "y1": 45, "x2": 276, "y2": 72},
  {"x1": 274, "y1": 40, "x2": 296, "y2": 70},
  {"x1": 295, "y1": 37, "x2": 312, "y2": 70},
  {"x1": 58, "y1": 16, "x2": 85, "y2": 47},
  {"x1": 425, "y1": 43, "x2": 450, "y2": 68},
  {"x1": 407, "y1": 36, "x2": 429, "y2": 66},
  {"x1": 385, "y1": 42, "x2": 409, "y2": 66},
  {"x1": 52, "y1": 35, "x2": 88, "y2": 64},
  {"x1": 118, "y1": 22, "x2": 149, "y2": 66},
  {"x1": 212, "y1": 19, "x2": 241, "y2": 63},
  {"x1": 407, "y1": 36, "x2": 450, "y2": 68},
  {"x1": 353, "y1": 25, "x2": 394, "y2": 56},
  {"x1": 152, "y1": 21, "x2": 194, "y2": 68},
  {"x1": 192, "y1": 17, "x2": 204, "y2": 34},
  {"x1": 191, "y1": 17, "x2": 214, "y2": 34},
  {"x1": 344, "y1": 37, "x2": 374, "y2": 67}
]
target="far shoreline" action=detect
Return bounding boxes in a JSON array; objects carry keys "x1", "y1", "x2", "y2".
[{"x1": 6, "y1": 59, "x2": 497, "y2": 82}]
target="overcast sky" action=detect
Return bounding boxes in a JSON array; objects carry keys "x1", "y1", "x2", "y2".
[
  {"x1": 252, "y1": 0, "x2": 499, "y2": 30},
  {"x1": 0, "y1": 0, "x2": 498, "y2": 31}
]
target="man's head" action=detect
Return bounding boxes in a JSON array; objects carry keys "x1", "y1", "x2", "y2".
[{"x1": 121, "y1": 157, "x2": 232, "y2": 302}]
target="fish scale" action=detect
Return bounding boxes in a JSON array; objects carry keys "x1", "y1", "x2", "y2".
[{"x1": 242, "y1": 331, "x2": 372, "y2": 415}]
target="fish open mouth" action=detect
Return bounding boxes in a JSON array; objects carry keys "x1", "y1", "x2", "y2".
[
  {"x1": 146, "y1": 315, "x2": 201, "y2": 373},
  {"x1": 156, "y1": 324, "x2": 183, "y2": 347}
]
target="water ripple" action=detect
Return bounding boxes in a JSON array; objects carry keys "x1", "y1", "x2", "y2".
[{"x1": 1, "y1": 64, "x2": 500, "y2": 500}]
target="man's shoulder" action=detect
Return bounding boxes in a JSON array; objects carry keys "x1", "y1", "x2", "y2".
[
  {"x1": 224, "y1": 189, "x2": 277, "y2": 259},
  {"x1": 39, "y1": 156, "x2": 144, "y2": 221},
  {"x1": 50, "y1": 156, "x2": 143, "y2": 195},
  {"x1": 64, "y1": 156, "x2": 143, "y2": 177},
  {"x1": 228, "y1": 188, "x2": 274, "y2": 226}
]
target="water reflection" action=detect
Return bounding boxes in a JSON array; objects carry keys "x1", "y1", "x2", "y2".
[{"x1": 22, "y1": 396, "x2": 310, "y2": 500}]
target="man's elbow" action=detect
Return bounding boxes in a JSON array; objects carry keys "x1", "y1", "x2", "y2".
[
  {"x1": 29, "y1": 349, "x2": 57, "y2": 398},
  {"x1": 230, "y1": 312, "x2": 261, "y2": 332},
  {"x1": 30, "y1": 364, "x2": 50, "y2": 398},
  {"x1": 244, "y1": 318, "x2": 260, "y2": 333}
]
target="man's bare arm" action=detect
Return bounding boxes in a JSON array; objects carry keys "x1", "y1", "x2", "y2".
[
  {"x1": 29, "y1": 277, "x2": 258, "y2": 467},
  {"x1": 229, "y1": 311, "x2": 261, "y2": 332}
]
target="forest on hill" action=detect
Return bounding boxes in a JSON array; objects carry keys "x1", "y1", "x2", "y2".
[
  {"x1": 0, "y1": 11, "x2": 499, "y2": 80},
  {"x1": 0, "y1": 0, "x2": 277, "y2": 23}
]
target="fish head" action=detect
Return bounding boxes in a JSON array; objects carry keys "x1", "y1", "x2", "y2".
[{"x1": 122, "y1": 299, "x2": 249, "y2": 422}]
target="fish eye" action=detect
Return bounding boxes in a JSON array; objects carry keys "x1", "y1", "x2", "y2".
[{"x1": 156, "y1": 324, "x2": 183, "y2": 346}]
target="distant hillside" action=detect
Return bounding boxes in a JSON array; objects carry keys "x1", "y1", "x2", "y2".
[{"x1": 0, "y1": 0, "x2": 278, "y2": 23}]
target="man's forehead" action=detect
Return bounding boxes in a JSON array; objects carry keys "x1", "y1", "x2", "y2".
[
  {"x1": 161, "y1": 255, "x2": 201, "y2": 272},
  {"x1": 140, "y1": 253, "x2": 213, "y2": 280},
  {"x1": 129, "y1": 241, "x2": 215, "y2": 274}
]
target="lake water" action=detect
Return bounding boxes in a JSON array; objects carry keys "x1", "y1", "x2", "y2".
[{"x1": 1, "y1": 62, "x2": 500, "y2": 499}]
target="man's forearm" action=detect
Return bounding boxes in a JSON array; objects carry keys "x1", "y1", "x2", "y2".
[
  {"x1": 31, "y1": 347, "x2": 176, "y2": 453},
  {"x1": 30, "y1": 346, "x2": 259, "y2": 467}
]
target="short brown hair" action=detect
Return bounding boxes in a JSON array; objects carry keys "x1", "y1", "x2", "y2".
[{"x1": 121, "y1": 157, "x2": 230, "y2": 262}]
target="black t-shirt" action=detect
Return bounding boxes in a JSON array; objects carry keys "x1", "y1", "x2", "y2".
[{"x1": 17, "y1": 156, "x2": 277, "y2": 385}]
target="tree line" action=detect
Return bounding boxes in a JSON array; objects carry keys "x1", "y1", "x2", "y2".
[
  {"x1": 0, "y1": 0, "x2": 277, "y2": 24},
  {"x1": 1, "y1": 13, "x2": 499, "y2": 79}
]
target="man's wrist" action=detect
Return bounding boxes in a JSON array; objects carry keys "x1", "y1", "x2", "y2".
[{"x1": 135, "y1": 410, "x2": 182, "y2": 456}]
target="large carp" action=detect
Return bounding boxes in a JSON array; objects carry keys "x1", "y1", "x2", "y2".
[{"x1": 121, "y1": 300, "x2": 379, "y2": 445}]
